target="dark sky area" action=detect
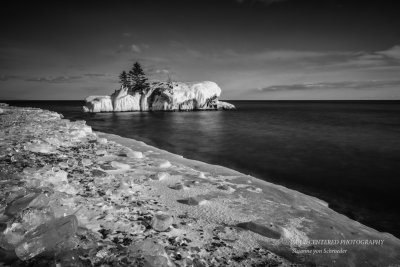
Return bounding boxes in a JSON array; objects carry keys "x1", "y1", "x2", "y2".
[{"x1": 1, "y1": 0, "x2": 400, "y2": 100}]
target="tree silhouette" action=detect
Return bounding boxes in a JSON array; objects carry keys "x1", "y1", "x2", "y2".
[
  {"x1": 118, "y1": 71, "x2": 129, "y2": 88},
  {"x1": 128, "y1": 62, "x2": 149, "y2": 94},
  {"x1": 166, "y1": 73, "x2": 174, "y2": 94}
]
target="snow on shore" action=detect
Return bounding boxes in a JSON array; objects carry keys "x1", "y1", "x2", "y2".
[{"x1": 0, "y1": 103, "x2": 399, "y2": 266}]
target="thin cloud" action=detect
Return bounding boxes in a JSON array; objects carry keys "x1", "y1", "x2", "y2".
[
  {"x1": 110, "y1": 44, "x2": 145, "y2": 54},
  {"x1": 376, "y1": 45, "x2": 400, "y2": 60},
  {"x1": 155, "y1": 69, "x2": 169, "y2": 74},
  {"x1": 257, "y1": 80, "x2": 400, "y2": 92},
  {"x1": 320, "y1": 46, "x2": 400, "y2": 70},
  {"x1": 0, "y1": 74, "x2": 21, "y2": 81},
  {"x1": 83, "y1": 73, "x2": 106, "y2": 77},
  {"x1": 25, "y1": 75, "x2": 82, "y2": 83},
  {"x1": 131, "y1": 44, "x2": 141, "y2": 53},
  {"x1": 122, "y1": 32, "x2": 131, "y2": 37}
]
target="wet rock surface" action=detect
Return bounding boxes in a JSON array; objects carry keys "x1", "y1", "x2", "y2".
[{"x1": 0, "y1": 104, "x2": 400, "y2": 266}]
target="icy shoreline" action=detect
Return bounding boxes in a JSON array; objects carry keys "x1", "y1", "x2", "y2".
[{"x1": 0, "y1": 104, "x2": 399, "y2": 266}]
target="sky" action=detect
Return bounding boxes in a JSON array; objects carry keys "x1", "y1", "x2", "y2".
[{"x1": 1, "y1": 0, "x2": 400, "y2": 100}]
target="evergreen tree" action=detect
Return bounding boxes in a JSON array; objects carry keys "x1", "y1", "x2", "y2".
[
  {"x1": 119, "y1": 71, "x2": 129, "y2": 88},
  {"x1": 128, "y1": 62, "x2": 149, "y2": 94},
  {"x1": 166, "y1": 73, "x2": 174, "y2": 94}
]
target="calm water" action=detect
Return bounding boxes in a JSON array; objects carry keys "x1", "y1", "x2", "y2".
[{"x1": 4, "y1": 100, "x2": 400, "y2": 237}]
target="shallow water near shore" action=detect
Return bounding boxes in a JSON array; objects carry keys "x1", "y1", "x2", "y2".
[{"x1": 5, "y1": 100, "x2": 400, "y2": 238}]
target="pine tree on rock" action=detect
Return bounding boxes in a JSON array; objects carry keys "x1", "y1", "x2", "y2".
[
  {"x1": 128, "y1": 62, "x2": 150, "y2": 94},
  {"x1": 119, "y1": 71, "x2": 129, "y2": 88}
]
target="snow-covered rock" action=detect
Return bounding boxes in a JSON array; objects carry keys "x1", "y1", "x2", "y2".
[
  {"x1": 83, "y1": 81, "x2": 235, "y2": 112},
  {"x1": 112, "y1": 87, "x2": 141, "y2": 111},
  {"x1": 83, "y1": 96, "x2": 113, "y2": 113},
  {"x1": 217, "y1": 101, "x2": 236, "y2": 110}
]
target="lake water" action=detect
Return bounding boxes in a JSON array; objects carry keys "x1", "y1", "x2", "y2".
[{"x1": 5, "y1": 100, "x2": 400, "y2": 237}]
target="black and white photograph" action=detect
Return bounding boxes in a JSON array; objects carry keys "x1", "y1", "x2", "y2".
[{"x1": 0, "y1": 0, "x2": 400, "y2": 266}]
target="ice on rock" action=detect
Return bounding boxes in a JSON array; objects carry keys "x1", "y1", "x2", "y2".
[
  {"x1": 59, "y1": 162, "x2": 69, "y2": 169},
  {"x1": 127, "y1": 150, "x2": 143, "y2": 159},
  {"x1": 67, "y1": 158, "x2": 78, "y2": 167},
  {"x1": 150, "y1": 172, "x2": 170, "y2": 181},
  {"x1": 129, "y1": 239, "x2": 172, "y2": 267},
  {"x1": 158, "y1": 160, "x2": 171, "y2": 168},
  {"x1": 169, "y1": 183, "x2": 184, "y2": 190},
  {"x1": 97, "y1": 138, "x2": 108, "y2": 145},
  {"x1": 1, "y1": 223, "x2": 25, "y2": 247},
  {"x1": 110, "y1": 161, "x2": 131, "y2": 171},
  {"x1": 216, "y1": 101, "x2": 236, "y2": 110},
  {"x1": 143, "y1": 255, "x2": 171, "y2": 267},
  {"x1": 83, "y1": 96, "x2": 113, "y2": 113},
  {"x1": 25, "y1": 169, "x2": 78, "y2": 195},
  {"x1": 151, "y1": 212, "x2": 174, "y2": 232},
  {"x1": 177, "y1": 197, "x2": 207, "y2": 206},
  {"x1": 44, "y1": 135, "x2": 65, "y2": 147},
  {"x1": 25, "y1": 143, "x2": 57, "y2": 154},
  {"x1": 95, "y1": 149, "x2": 107, "y2": 156},
  {"x1": 55, "y1": 250, "x2": 84, "y2": 267},
  {"x1": 112, "y1": 87, "x2": 141, "y2": 111},
  {"x1": 5, "y1": 193, "x2": 49, "y2": 217},
  {"x1": 69, "y1": 129, "x2": 89, "y2": 141},
  {"x1": 217, "y1": 184, "x2": 235, "y2": 193},
  {"x1": 83, "y1": 81, "x2": 235, "y2": 112},
  {"x1": 246, "y1": 186, "x2": 262, "y2": 193},
  {"x1": 151, "y1": 81, "x2": 222, "y2": 111},
  {"x1": 91, "y1": 169, "x2": 108, "y2": 177},
  {"x1": 81, "y1": 158, "x2": 93, "y2": 166},
  {"x1": 14, "y1": 215, "x2": 78, "y2": 261},
  {"x1": 20, "y1": 207, "x2": 55, "y2": 230},
  {"x1": 47, "y1": 170, "x2": 69, "y2": 184},
  {"x1": 118, "y1": 148, "x2": 143, "y2": 159}
]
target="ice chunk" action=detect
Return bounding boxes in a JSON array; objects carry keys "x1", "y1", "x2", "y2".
[
  {"x1": 151, "y1": 212, "x2": 173, "y2": 232},
  {"x1": 169, "y1": 183, "x2": 184, "y2": 190},
  {"x1": 81, "y1": 158, "x2": 93, "y2": 167},
  {"x1": 158, "y1": 160, "x2": 171, "y2": 168},
  {"x1": 129, "y1": 239, "x2": 171, "y2": 267},
  {"x1": 25, "y1": 143, "x2": 56, "y2": 154},
  {"x1": 97, "y1": 138, "x2": 108, "y2": 145},
  {"x1": 150, "y1": 172, "x2": 170, "y2": 181},
  {"x1": 21, "y1": 207, "x2": 55, "y2": 230},
  {"x1": 1, "y1": 223, "x2": 25, "y2": 247},
  {"x1": 110, "y1": 161, "x2": 131, "y2": 170},
  {"x1": 127, "y1": 150, "x2": 143, "y2": 159},
  {"x1": 177, "y1": 197, "x2": 207, "y2": 206},
  {"x1": 5, "y1": 193, "x2": 48, "y2": 216},
  {"x1": 14, "y1": 215, "x2": 78, "y2": 261}
]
